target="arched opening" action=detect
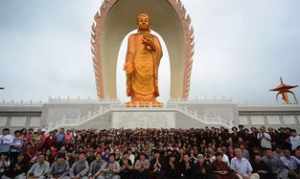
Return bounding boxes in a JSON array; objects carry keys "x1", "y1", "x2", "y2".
[
  {"x1": 116, "y1": 30, "x2": 171, "y2": 103},
  {"x1": 91, "y1": 0, "x2": 194, "y2": 100}
]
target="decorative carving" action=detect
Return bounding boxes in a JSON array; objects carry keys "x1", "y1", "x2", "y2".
[
  {"x1": 270, "y1": 77, "x2": 298, "y2": 104},
  {"x1": 166, "y1": 0, "x2": 195, "y2": 99},
  {"x1": 112, "y1": 111, "x2": 175, "y2": 128}
]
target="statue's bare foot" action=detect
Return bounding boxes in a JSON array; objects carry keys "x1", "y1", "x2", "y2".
[
  {"x1": 126, "y1": 99, "x2": 163, "y2": 107},
  {"x1": 125, "y1": 101, "x2": 135, "y2": 107},
  {"x1": 151, "y1": 100, "x2": 163, "y2": 107}
]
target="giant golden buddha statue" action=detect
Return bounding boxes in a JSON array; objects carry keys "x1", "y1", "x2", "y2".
[{"x1": 124, "y1": 13, "x2": 163, "y2": 107}]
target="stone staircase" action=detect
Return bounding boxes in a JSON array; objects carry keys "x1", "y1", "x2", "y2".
[{"x1": 47, "y1": 104, "x2": 234, "y2": 130}]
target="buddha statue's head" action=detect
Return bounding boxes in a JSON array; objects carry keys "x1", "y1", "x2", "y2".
[{"x1": 137, "y1": 13, "x2": 150, "y2": 32}]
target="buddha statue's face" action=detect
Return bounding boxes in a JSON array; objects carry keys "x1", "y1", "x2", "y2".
[{"x1": 137, "y1": 13, "x2": 150, "y2": 31}]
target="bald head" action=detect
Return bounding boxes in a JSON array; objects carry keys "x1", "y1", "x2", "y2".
[{"x1": 234, "y1": 148, "x2": 242, "y2": 159}]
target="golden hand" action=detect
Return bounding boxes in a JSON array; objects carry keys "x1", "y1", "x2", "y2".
[
  {"x1": 142, "y1": 35, "x2": 155, "y2": 51},
  {"x1": 124, "y1": 63, "x2": 134, "y2": 74}
]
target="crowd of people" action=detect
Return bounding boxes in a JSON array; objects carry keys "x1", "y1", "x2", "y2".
[{"x1": 0, "y1": 125, "x2": 299, "y2": 179}]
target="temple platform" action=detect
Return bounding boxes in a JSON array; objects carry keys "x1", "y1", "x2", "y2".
[
  {"x1": 49, "y1": 107, "x2": 236, "y2": 130},
  {"x1": 0, "y1": 98, "x2": 300, "y2": 131}
]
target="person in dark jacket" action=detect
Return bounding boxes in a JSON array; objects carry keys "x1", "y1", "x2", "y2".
[
  {"x1": 119, "y1": 152, "x2": 133, "y2": 179},
  {"x1": 149, "y1": 150, "x2": 163, "y2": 179},
  {"x1": 163, "y1": 155, "x2": 180, "y2": 179},
  {"x1": 251, "y1": 154, "x2": 273, "y2": 179},
  {"x1": 192, "y1": 154, "x2": 216, "y2": 179},
  {"x1": 179, "y1": 153, "x2": 193, "y2": 179},
  {"x1": 3, "y1": 154, "x2": 29, "y2": 179}
]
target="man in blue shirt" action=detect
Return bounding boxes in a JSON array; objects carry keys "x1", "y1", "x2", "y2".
[
  {"x1": 55, "y1": 128, "x2": 65, "y2": 149},
  {"x1": 280, "y1": 149, "x2": 300, "y2": 178},
  {"x1": 230, "y1": 148, "x2": 253, "y2": 179}
]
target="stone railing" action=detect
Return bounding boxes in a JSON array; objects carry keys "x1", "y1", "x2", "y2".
[
  {"x1": 176, "y1": 106, "x2": 233, "y2": 128},
  {"x1": 47, "y1": 105, "x2": 114, "y2": 131},
  {"x1": 0, "y1": 100, "x2": 44, "y2": 106},
  {"x1": 168, "y1": 97, "x2": 233, "y2": 104},
  {"x1": 48, "y1": 96, "x2": 121, "y2": 104}
]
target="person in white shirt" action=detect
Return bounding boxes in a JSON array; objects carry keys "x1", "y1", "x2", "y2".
[
  {"x1": 128, "y1": 149, "x2": 135, "y2": 165},
  {"x1": 210, "y1": 147, "x2": 230, "y2": 166},
  {"x1": 289, "y1": 129, "x2": 300, "y2": 151},
  {"x1": 27, "y1": 154, "x2": 50, "y2": 179},
  {"x1": 230, "y1": 148, "x2": 253, "y2": 179},
  {"x1": 257, "y1": 127, "x2": 272, "y2": 149},
  {"x1": 0, "y1": 128, "x2": 15, "y2": 145},
  {"x1": 0, "y1": 128, "x2": 15, "y2": 153},
  {"x1": 221, "y1": 152, "x2": 230, "y2": 166}
]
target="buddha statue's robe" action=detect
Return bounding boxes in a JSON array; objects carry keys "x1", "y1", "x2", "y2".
[{"x1": 124, "y1": 32, "x2": 163, "y2": 105}]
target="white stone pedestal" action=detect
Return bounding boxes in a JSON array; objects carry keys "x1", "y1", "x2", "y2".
[
  {"x1": 43, "y1": 100, "x2": 239, "y2": 130},
  {"x1": 112, "y1": 110, "x2": 176, "y2": 128}
]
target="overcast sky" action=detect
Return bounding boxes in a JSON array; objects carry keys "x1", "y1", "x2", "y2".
[{"x1": 0, "y1": 0, "x2": 299, "y2": 105}]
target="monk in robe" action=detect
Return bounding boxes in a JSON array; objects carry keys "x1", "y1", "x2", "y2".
[
  {"x1": 212, "y1": 152, "x2": 239, "y2": 179},
  {"x1": 124, "y1": 13, "x2": 163, "y2": 107}
]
